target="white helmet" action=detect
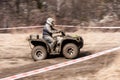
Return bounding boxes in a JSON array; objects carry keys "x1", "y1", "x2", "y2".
[{"x1": 46, "y1": 18, "x2": 55, "y2": 26}]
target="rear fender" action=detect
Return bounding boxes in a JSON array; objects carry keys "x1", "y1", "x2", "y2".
[{"x1": 30, "y1": 39, "x2": 50, "y2": 53}]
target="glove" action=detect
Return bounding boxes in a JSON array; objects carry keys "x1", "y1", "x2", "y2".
[
  {"x1": 59, "y1": 30, "x2": 63, "y2": 33},
  {"x1": 59, "y1": 30, "x2": 61, "y2": 33},
  {"x1": 57, "y1": 30, "x2": 61, "y2": 33}
]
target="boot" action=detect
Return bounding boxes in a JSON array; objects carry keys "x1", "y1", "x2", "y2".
[{"x1": 51, "y1": 40, "x2": 57, "y2": 52}]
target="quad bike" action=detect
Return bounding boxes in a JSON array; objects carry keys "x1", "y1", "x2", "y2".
[{"x1": 28, "y1": 31, "x2": 83, "y2": 61}]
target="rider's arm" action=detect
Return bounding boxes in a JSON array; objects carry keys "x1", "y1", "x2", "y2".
[{"x1": 46, "y1": 24, "x2": 59, "y2": 33}]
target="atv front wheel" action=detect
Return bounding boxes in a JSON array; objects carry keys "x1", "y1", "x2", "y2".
[
  {"x1": 31, "y1": 46, "x2": 47, "y2": 61},
  {"x1": 63, "y1": 43, "x2": 79, "y2": 59}
]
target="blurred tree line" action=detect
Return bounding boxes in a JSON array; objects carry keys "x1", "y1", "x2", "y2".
[{"x1": 0, "y1": 0, "x2": 120, "y2": 28}]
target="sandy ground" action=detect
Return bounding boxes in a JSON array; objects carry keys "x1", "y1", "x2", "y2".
[{"x1": 0, "y1": 29, "x2": 120, "y2": 80}]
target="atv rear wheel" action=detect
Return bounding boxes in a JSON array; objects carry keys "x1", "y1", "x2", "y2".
[
  {"x1": 63, "y1": 43, "x2": 79, "y2": 59},
  {"x1": 31, "y1": 46, "x2": 47, "y2": 61}
]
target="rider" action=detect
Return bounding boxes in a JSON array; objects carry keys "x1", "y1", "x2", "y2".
[{"x1": 43, "y1": 18, "x2": 60, "y2": 49}]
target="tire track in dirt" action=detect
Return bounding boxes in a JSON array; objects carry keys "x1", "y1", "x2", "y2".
[
  {"x1": 0, "y1": 46, "x2": 118, "y2": 80},
  {"x1": 0, "y1": 31, "x2": 120, "y2": 80}
]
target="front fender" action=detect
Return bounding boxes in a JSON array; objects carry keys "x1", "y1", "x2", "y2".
[{"x1": 59, "y1": 37, "x2": 84, "y2": 53}]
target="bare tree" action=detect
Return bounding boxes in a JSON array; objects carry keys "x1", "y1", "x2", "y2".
[{"x1": 15, "y1": 0, "x2": 20, "y2": 13}]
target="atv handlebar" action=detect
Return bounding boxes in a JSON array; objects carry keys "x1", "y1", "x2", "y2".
[
  {"x1": 60, "y1": 31, "x2": 65, "y2": 36},
  {"x1": 53, "y1": 31, "x2": 65, "y2": 39}
]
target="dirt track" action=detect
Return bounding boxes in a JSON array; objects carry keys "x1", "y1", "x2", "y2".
[{"x1": 0, "y1": 29, "x2": 120, "y2": 80}]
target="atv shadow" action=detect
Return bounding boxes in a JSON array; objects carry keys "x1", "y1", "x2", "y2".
[
  {"x1": 78, "y1": 51, "x2": 92, "y2": 57},
  {"x1": 48, "y1": 51, "x2": 92, "y2": 59},
  {"x1": 48, "y1": 54, "x2": 63, "y2": 59}
]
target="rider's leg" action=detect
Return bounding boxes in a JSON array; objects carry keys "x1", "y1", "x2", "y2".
[{"x1": 43, "y1": 35, "x2": 56, "y2": 48}]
